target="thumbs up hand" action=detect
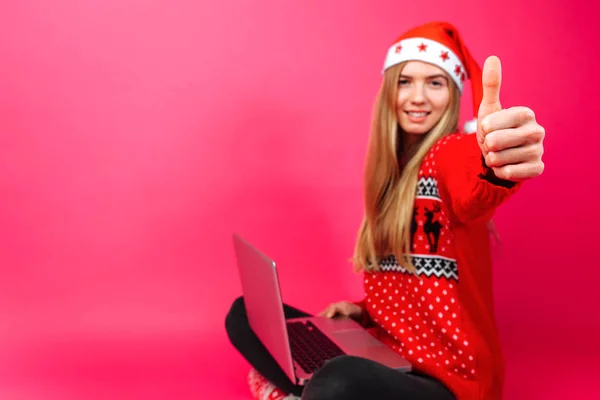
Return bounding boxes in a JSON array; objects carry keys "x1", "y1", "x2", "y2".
[{"x1": 477, "y1": 56, "x2": 545, "y2": 182}]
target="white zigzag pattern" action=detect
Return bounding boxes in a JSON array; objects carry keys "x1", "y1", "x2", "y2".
[
  {"x1": 379, "y1": 255, "x2": 458, "y2": 281},
  {"x1": 417, "y1": 177, "x2": 440, "y2": 199}
]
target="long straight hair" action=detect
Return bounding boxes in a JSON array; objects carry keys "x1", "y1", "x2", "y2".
[{"x1": 352, "y1": 62, "x2": 461, "y2": 273}]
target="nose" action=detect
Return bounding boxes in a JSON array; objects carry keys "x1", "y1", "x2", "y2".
[{"x1": 410, "y1": 82, "x2": 426, "y2": 104}]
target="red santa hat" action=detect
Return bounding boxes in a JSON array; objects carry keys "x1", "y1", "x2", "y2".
[{"x1": 382, "y1": 21, "x2": 481, "y2": 133}]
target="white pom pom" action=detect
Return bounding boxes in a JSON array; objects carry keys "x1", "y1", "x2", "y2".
[{"x1": 463, "y1": 118, "x2": 477, "y2": 133}]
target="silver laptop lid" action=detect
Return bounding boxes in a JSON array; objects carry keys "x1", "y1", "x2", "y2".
[{"x1": 232, "y1": 233, "x2": 297, "y2": 384}]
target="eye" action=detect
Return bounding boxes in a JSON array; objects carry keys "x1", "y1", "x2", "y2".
[
  {"x1": 398, "y1": 79, "x2": 410, "y2": 86},
  {"x1": 430, "y1": 80, "x2": 444, "y2": 87}
]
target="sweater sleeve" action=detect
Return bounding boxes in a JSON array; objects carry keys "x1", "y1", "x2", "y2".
[
  {"x1": 351, "y1": 298, "x2": 375, "y2": 328},
  {"x1": 434, "y1": 133, "x2": 522, "y2": 224}
]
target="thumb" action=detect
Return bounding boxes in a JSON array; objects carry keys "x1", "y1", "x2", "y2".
[{"x1": 477, "y1": 56, "x2": 502, "y2": 144}]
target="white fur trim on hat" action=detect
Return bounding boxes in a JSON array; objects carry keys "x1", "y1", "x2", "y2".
[
  {"x1": 383, "y1": 37, "x2": 466, "y2": 93},
  {"x1": 463, "y1": 118, "x2": 477, "y2": 133}
]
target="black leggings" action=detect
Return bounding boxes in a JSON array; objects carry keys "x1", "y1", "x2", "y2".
[{"x1": 225, "y1": 296, "x2": 456, "y2": 399}]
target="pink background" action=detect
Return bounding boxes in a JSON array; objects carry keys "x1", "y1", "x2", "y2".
[{"x1": 1, "y1": 0, "x2": 598, "y2": 398}]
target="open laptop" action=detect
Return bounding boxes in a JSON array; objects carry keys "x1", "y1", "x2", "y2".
[{"x1": 232, "y1": 233, "x2": 411, "y2": 386}]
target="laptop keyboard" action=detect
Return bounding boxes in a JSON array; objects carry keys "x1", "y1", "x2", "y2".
[{"x1": 286, "y1": 320, "x2": 345, "y2": 373}]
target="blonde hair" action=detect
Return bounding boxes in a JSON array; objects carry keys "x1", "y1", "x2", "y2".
[{"x1": 352, "y1": 62, "x2": 461, "y2": 273}]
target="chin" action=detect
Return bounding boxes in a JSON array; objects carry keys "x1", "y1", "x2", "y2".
[
  {"x1": 402, "y1": 126, "x2": 430, "y2": 135},
  {"x1": 399, "y1": 119, "x2": 432, "y2": 135}
]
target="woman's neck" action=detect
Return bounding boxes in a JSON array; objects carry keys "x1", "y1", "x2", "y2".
[{"x1": 402, "y1": 133, "x2": 423, "y2": 162}]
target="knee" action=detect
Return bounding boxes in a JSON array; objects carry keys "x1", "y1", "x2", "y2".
[
  {"x1": 225, "y1": 296, "x2": 246, "y2": 338},
  {"x1": 301, "y1": 356, "x2": 366, "y2": 400}
]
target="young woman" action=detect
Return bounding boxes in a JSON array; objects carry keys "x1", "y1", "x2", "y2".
[{"x1": 226, "y1": 21, "x2": 545, "y2": 400}]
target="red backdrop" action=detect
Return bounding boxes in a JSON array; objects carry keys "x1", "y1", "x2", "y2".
[{"x1": 1, "y1": 0, "x2": 598, "y2": 398}]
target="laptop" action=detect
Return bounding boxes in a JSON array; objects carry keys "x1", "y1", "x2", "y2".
[{"x1": 232, "y1": 233, "x2": 411, "y2": 386}]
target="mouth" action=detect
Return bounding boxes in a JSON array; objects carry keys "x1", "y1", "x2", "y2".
[{"x1": 405, "y1": 111, "x2": 431, "y2": 117}]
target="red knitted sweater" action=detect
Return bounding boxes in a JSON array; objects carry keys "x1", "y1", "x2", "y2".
[{"x1": 354, "y1": 132, "x2": 521, "y2": 400}]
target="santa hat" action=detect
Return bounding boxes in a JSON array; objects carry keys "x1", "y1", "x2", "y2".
[{"x1": 382, "y1": 21, "x2": 481, "y2": 133}]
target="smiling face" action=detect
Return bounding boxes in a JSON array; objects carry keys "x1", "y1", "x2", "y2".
[{"x1": 396, "y1": 61, "x2": 451, "y2": 141}]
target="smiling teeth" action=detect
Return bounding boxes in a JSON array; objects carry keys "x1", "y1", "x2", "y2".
[{"x1": 408, "y1": 112, "x2": 427, "y2": 117}]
